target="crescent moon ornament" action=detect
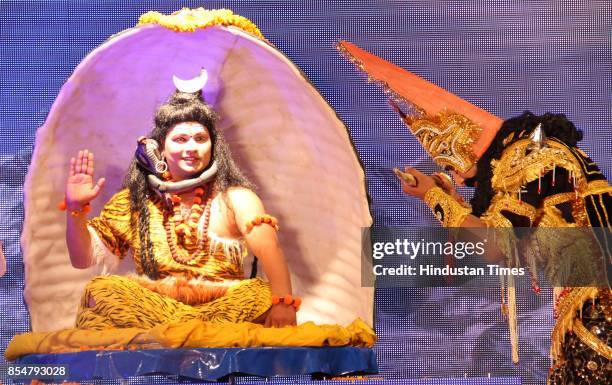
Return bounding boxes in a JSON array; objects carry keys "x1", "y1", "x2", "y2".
[{"x1": 172, "y1": 68, "x2": 208, "y2": 93}]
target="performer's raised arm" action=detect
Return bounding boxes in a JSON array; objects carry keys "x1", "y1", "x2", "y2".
[{"x1": 65, "y1": 149, "x2": 105, "y2": 269}]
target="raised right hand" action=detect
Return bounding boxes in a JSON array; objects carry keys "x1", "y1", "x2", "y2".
[{"x1": 65, "y1": 149, "x2": 105, "y2": 210}]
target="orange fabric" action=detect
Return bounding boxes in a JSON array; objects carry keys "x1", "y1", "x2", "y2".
[
  {"x1": 338, "y1": 41, "x2": 503, "y2": 159},
  {"x1": 5, "y1": 319, "x2": 376, "y2": 361}
]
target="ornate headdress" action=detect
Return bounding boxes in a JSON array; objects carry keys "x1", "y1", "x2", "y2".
[{"x1": 338, "y1": 41, "x2": 503, "y2": 173}]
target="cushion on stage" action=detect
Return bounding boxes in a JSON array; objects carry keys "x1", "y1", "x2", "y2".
[{"x1": 6, "y1": 318, "x2": 375, "y2": 361}]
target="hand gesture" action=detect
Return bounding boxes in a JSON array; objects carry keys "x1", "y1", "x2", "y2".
[
  {"x1": 66, "y1": 149, "x2": 105, "y2": 210},
  {"x1": 432, "y1": 172, "x2": 467, "y2": 205},
  {"x1": 265, "y1": 303, "x2": 297, "y2": 328},
  {"x1": 397, "y1": 167, "x2": 437, "y2": 200}
]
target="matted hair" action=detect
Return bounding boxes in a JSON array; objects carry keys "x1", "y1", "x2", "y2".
[
  {"x1": 466, "y1": 111, "x2": 583, "y2": 216},
  {"x1": 123, "y1": 90, "x2": 253, "y2": 278}
]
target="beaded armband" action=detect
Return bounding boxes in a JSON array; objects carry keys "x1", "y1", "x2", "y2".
[
  {"x1": 423, "y1": 187, "x2": 471, "y2": 227},
  {"x1": 245, "y1": 214, "x2": 279, "y2": 234}
]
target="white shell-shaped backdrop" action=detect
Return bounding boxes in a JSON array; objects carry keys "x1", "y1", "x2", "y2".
[{"x1": 22, "y1": 25, "x2": 373, "y2": 332}]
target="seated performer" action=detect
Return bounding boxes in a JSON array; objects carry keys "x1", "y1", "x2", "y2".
[
  {"x1": 64, "y1": 87, "x2": 298, "y2": 330},
  {"x1": 7, "y1": 13, "x2": 376, "y2": 363},
  {"x1": 339, "y1": 41, "x2": 610, "y2": 385}
]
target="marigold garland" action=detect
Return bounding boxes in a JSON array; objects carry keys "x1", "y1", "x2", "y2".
[{"x1": 137, "y1": 7, "x2": 264, "y2": 39}]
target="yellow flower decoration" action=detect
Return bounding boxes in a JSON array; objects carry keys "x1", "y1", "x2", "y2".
[{"x1": 137, "y1": 7, "x2": 264, "y2": 39}]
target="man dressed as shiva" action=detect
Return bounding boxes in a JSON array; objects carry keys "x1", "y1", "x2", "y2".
[
  {"x1": 65, "y1": 84, "x2": 297, "y2": 330},
  {"x1": 7, "y1": 12, "x2": 376, "y2": 361}
]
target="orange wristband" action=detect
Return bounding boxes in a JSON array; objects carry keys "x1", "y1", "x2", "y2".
[
  {"x1": 59, "y1": 199, "x2": 91, "y2": 216},
  {"x1": 271, "y1": 294, "x2": 301, "y2": 310}
]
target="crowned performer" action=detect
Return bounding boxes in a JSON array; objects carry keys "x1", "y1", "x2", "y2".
[{"x1": 339, "y1": 41, "x2": 611, "y2": 385}]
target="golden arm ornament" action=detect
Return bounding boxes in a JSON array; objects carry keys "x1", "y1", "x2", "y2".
[{"x1": 423, "y1": 187, "x2": 472, "y2": 227}]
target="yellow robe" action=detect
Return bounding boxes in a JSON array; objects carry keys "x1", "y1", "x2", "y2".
[{"x1": 77, "y1": 189, "x2": 271, "y2": 329}]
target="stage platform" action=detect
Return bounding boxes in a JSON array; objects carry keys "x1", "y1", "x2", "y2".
[
  {"x1": 13, "y1": 347, "x2": 377, "y2": 383},
  {"x1": 9, "y1": 347, "x2": 522, "y2": 384},
  {"x1": 238, "y1": 379, "x2": 522, "y2": 385}
]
